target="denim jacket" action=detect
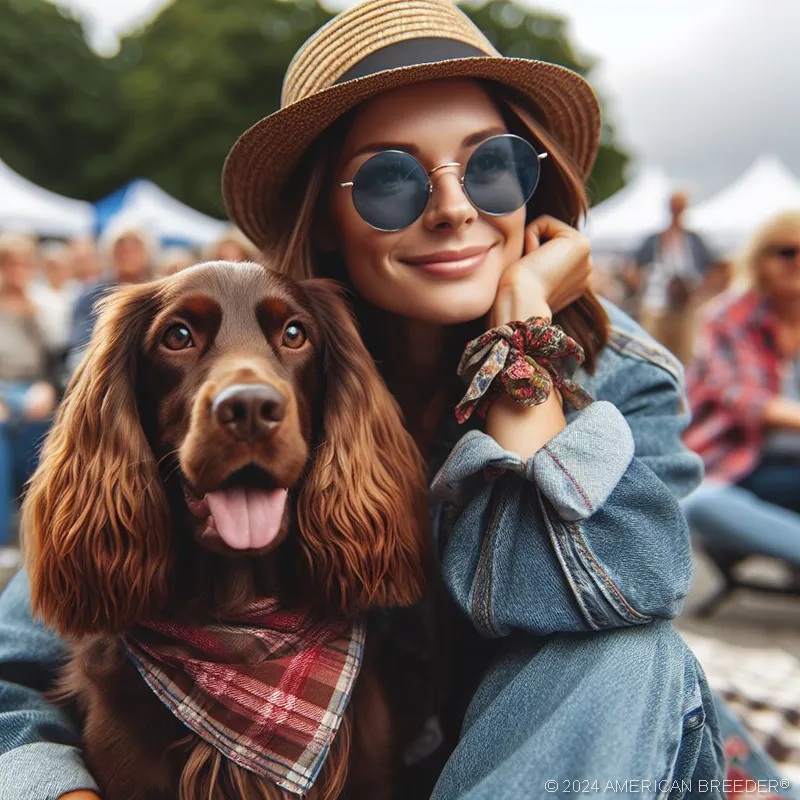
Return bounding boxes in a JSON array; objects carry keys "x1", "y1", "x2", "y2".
[
  {"x1": 434, "y1": 299, "x2": 700, "y2": 637},
  {"x1": 0, "y1": 300, "x2": 705, "y2": 799}
]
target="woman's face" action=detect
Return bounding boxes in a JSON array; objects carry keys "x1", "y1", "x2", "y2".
[
  {"x1": 329, "y1": 79, "x2": 527, "y2": 325},
  {"x1": 0, "y1": 248, "x2": 35, "y2": 293},
  {"x1": 112, "y1": 233, "x2": 149, "y2": 282},
  {"x1": 758, "y1": 225, "x2": 800, "y2": 301}
]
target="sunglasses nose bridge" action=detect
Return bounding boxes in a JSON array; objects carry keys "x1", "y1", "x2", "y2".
[
  {"x1": 427, "y1": 161, "x2": 462, "y2": 177},
  {"x1": 427, "y1": 163, "x2": 469, "y2": 201},
  {"x1": 424, "y1": 168, "x2": 477, "y2": 229}
]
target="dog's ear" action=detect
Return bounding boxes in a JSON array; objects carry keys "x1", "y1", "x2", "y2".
[
  {"x1": 297, "y1": 280, "x2": 429, "y2": 614},
  {"x1": 23, "y1": 282, "x2": 172, "y2": 635}
]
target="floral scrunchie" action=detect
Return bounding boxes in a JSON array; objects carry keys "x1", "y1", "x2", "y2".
[{"x1": 454, "y1": 316, "x2": 593, "y2": 423}]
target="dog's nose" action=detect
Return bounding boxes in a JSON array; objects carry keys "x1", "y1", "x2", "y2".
[{"x1": 212, "y1": 383, "x2": 286, "y2": 442}]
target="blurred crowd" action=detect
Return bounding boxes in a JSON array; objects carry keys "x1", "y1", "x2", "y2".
[
  {"x1": 0, "y1": 224, "x2": 259, "y2": 568},
  {"x1": 593, "y1": 197, "x2": 800, "y2": 594}
]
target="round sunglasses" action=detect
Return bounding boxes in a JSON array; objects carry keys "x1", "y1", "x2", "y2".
[{"x1": 338, "y1": 133, "x2": 547, "y2": 232}]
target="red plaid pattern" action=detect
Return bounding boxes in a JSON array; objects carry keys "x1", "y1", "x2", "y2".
[
  {"x1": 684, "y1": 291, "x2": 780, "y2": 483},
  {"x1": 123, "y1": 600, "x2": 366, "y2": 796}
]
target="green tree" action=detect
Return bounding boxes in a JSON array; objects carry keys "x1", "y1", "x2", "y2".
[
  {"x1": 108, "y1": 0, "x2": 334, "y2": 217},
  {"x1": 0, "y1": 0, "x2": 121, "y2": 200},
  {"x1": 116, "y1": 0, "x2": 627, "y2": 215},
  {"x1": 0, "y1": 0, "x2": 627, "y2": 214}
]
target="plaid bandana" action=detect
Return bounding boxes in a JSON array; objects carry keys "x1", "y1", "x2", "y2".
[
  {"x1": 455, "y1": 316, "x2": 592, "y2": 423},
  {"x1": 122, "y1": 600, "x2": 366, "y2": 796}
]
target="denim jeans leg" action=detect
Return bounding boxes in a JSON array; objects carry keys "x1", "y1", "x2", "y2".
[
  {"x1": 682, "y1": 483, "x2": 800, "y2": 565},
  {"x1": 431, "y1": 621, "x2": 724, "y2": 800},
  {"x1": 0, "y1": 423, "x2": 13, "y2": 546},
  {"x1": 737, "y1": 461, "x2": 800, "y2": 514}
]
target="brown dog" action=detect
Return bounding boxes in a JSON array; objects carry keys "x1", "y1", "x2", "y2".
[{"x1": 23, "y1": 261, "x2": 429, "y2": 799}]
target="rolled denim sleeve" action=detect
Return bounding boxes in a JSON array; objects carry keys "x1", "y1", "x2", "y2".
[
  {"x1": 0, "y1": 572, "x2": 98, "y2": 799},
  {"x1": 432, "y1": 354, "x2": 701, "y2": 636}
]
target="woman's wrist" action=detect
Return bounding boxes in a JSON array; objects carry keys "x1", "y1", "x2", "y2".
[
  {"x1": 485, "y1": 388, "x2": 566, "y2": 461},
  {"x1": 489, "y1": 276, "x2": 552, "y2": 328}
]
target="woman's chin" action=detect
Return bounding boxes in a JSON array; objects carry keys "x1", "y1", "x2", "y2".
[{"x1": 403, "y1": 295, "x2": 495, "y2": 326}]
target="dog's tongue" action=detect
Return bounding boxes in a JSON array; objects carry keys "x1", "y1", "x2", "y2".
[{"x1": 205, "y1": 487, "x2": 288, "y2": 550}]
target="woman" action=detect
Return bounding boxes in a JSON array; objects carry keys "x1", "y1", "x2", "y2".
[
  {"x1": 684, "y1": 210, "x2": 800, "y2": 566},
  {"x1": 0, "y1": 233, "x2": 56, "y2": 569},
  {"x1": 0, "y1": 2, "x2": 725, "y2": 798}
]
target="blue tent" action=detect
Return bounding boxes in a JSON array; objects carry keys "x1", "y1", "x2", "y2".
[{"x1": 94, "y1": 179, "x2": 226, "y2": 248}]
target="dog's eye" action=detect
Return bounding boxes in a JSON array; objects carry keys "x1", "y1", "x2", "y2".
[
  {"x1": 162, "y1": 323, "x2": 195, "y2": 351},
  {"x1": 281, "y1": 322, "x2": 307, "y2": 349}
]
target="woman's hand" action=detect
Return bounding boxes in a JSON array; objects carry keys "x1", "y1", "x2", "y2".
[
  {"x1": 485, "y1": 216, "x2": 587, "y2": 458},
  {"x1": 489, "y1": 215, "x2": 592, "y2": 328},
  {"x1": 59, "y1": 793, "x2": 102, "y2": 799}
]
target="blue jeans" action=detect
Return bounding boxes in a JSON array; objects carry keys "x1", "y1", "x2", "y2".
[
  {"x1": 682, "y1": 482, "x2": 800, "y2": 565},
  {"x1": 737, "y1": 456, "x2": 800, "y2": 515},
  {"x1": 0, "y1": 383, "x2": 49, "y2": 547},
  {"x1": 430, "y1": 622, "x2": 725, "y2": 799}
]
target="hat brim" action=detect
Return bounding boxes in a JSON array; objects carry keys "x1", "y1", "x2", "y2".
[{"x1": 222, "y1": 57, "x2": 600, "y2": 251}]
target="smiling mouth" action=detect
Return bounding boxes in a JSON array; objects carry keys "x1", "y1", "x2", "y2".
[
  {"x1": 400, "y1": 245, "x2": 494, "y2": 276},
  {"x1": 402, "y1": 245, "x2": 492, "y2": 265},
  {"x1": 182, "y1": 465, "x2": 288, "y2": 551}
]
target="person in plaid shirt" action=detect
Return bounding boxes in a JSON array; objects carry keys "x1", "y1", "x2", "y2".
[{"x1": 683, "y1": 210, "x2": 800, "y2": 566}]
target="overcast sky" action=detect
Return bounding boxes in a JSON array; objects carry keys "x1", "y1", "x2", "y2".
[{"x1": 56, "y1": 0, "x2": 800, "y2": 200}]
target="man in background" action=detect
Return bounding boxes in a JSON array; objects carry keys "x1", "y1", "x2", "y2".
[{"x1": 630, "y1": 191, "x2": 714, "y2": 364}]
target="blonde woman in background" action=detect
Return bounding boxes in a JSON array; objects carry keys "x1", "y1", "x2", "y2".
[{"x1": 684, "y1": 210, "x2": 800, "y2": 567}]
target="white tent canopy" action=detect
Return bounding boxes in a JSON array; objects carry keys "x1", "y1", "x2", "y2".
[
  {"x1": 95, "y1": 179, "x2": 227, "y2": 248},
  {"x1": 0, "y1": 157, "x2": 94, "y2": 237},
  {"x1": 687, "y1": 155, "x2": 800, "y2": 252},
  {"x1": 584, "y1": 167, "x2": 673, "y2": 254}
]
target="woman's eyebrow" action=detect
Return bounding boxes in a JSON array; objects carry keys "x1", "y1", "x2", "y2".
[
  {"x1": 347, "y1": 126, "x2": 508, "y2": 162},
  {"x1": 463, "y1": 126, "x2": 507, "y2": 147}
]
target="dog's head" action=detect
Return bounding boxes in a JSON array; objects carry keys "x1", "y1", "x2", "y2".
[{"x1": 24, "y1": 262, "x2": 428, "y2": 634}]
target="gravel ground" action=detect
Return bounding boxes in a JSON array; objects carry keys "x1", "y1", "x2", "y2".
[{"x1": 677, "y1": 548, "x2": 800, "y2": 658}]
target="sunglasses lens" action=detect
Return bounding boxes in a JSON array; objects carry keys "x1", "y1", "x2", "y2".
[
  {"x1": 351, "y1": 151, "x2": 429, "y2": 231},
  {"x1": 464, "y1": 135, "x2": 540, "y2": 216}
]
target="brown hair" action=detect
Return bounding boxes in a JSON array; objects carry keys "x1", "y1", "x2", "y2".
[
  {"x1": 23, "y1": 283, "x2": 173, "y2": 634},
  {"x1": 268, "y1": 79, "x2": 609, "y2": 373}
]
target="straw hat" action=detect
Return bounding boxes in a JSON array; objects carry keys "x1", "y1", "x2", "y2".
[{"x1": 223, "y1": 0, "x2": 601, "y2": 251}]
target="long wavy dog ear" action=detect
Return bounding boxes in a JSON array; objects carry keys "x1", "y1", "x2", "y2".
[
  {"x1": 297, "y1": 279, "x2": 429, "y2": 615},
  {"x1": 23, "y1": 283, "x2": 172, "y2": 636}
]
